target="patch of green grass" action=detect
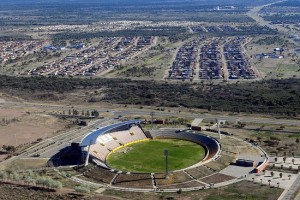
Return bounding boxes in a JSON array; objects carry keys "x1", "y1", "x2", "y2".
[
  {"x1": 106, "y1": 139, "x2": 205, "y2": 173},
  {"x1": 277, "y1": 64, "x2": 300, "y2": 78}
]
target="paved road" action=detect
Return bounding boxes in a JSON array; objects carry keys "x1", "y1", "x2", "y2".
[
  {"x1": 0, "y1": 117, "x2": 117, "y2": 166},
  {"x1": 247, "y1": 0, "x2": 288, "y2": 34},
  {"x1": 0, "y1": 99, "x2": 299, "y2": 167},
  {"x1": 2, "y1": 101, "x2": 300, "y2": 126}
]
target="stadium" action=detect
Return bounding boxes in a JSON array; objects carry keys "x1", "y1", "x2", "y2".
[{"x1": 77, "y1": 120, "x2": 269, "y2": 192}]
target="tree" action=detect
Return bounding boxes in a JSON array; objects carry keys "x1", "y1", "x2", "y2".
[
  {"x1": 296, "y1": 138, "x2": 299, "y2": 144},
  {"x1": 283, "y1": 157, "x2": 286, "y2": 163},
  {"x1": 3, "y1": 145, "x2": 16, "y2": 153},
  {"x1": 279, "y1": 173, "x2": 283, "y2": 178},
  {"x1": 270, "y1": 171, "x2": 274, "y2": 177},
  {"x1": 177, "y1": 188, "x2": 182, "y2": 198},
  {"x1": 292, "y1": 159, "x2": 295, "y2": 164},
  {"x1": 73, "y1": 109, "x2": 79, "y2": 116},
  {"x1": 257, "y1": 137, "x2": 262, "y2": 142},
  {"x1": 268, "y1": 180, "x2": 271, "y2": 186},
  {"x1": 275, "y1": 157, "x2": 278, "y2": 162},
  {"x1": 91, "y1": 110, "x2": 99, "y2": 117}
]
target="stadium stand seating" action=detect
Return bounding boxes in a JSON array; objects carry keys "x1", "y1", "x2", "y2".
[
  {"x1": 199, "y1": 173, "x2": 235, "y2": 184},
  {"x1": 155, "y1": 171, "x2": 193, "y2": 186},
  {"x1": 114, "y1": 173, "x2": 153, "y2": 188},
  {"x1": 83, "y1": 166, "x2": 117, "y2": 184},
  {"x1": 87, "y1": 125, "x2": 148, "y2": 162},
  {"x1": 158, "y1": 180, "x2": 204, "y2": 189},
  {"x1": 151, "y1": 131, "x2": 220, "y2": 161},
  {"x1": 185, "y1": 166, "x2": 215, "y2": 179}
]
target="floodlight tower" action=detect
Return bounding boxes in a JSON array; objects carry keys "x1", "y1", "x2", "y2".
[
  {"x1": 164, "y1": 149, "x2": 169, "y2": 178},
  {"x1": 84, "y1": 139, "x2": 93, "y2": 166},
  {"x1": 150, "y1": 111, "x2": 154, "y2": 130},
  {"x1": 216, "y1": 118, "x2": 222, "y2": 140}
]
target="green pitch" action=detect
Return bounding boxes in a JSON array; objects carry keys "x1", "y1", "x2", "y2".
[{"x1": 106, "y1": 139, "x2": 206, "y2": 173}]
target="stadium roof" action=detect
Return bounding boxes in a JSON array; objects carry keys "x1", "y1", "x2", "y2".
[{"x1": 80, "y1": 120, "x2": 142, "y2": 147}]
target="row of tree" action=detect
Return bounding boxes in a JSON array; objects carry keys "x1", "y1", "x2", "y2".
[{"x1": 1, "y1": 75, "x2": 300, "y2": 116}]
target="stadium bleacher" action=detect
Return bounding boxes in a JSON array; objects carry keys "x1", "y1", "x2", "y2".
[
  {"x1": 199, "y1": 173, "x2": 235, "y2": 184},
  {"x1": 79, "y1": 122, "x2": 242, "y2": 191},
  {"x1": 86, "y1": 124, "x2": 148, "y2": 163},
  {"x1": 159, "y1": 180, "x2": 204, "y2": 189},
  {"x1": 114, "y1": 173, "x2": 153, "y2": 188},
  {"x1": 151, "y1": 131, "x2": 220, "y2": 161},
  {"x1": 185, "y1": 166, "x2": 215, "y2": 179},
  {"x1": 155, "y1": 171, "x2": 193, "y2": 186},
  {"x1": 83, "y1": 166, "x2": 117, "y2": 184}
]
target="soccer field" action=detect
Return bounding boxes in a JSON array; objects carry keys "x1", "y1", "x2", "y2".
[{"x1": 106, "y1": 139, "x2": 206, "y2": 173}]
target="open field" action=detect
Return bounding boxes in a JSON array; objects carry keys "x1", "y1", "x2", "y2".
[
  {"x1": 245, "y1": 36, "x2": 300, "y2": 79},
  {"x1": 221, "y1": 126, "x2": 300, "y2": 157},
  {"x1": 0, "y1": 107, "x2": 70, "y2": 147},
  {"x1": 1, "y1": 158, "x2": 49, "y2": 171},
  {"x1": 107, "y1": 139, "x2": 205, "y2": 173}
]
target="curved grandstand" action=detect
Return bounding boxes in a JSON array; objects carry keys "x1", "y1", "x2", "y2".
[
  {"x1": 80, "y1": 121, "x2": 220, "y2": 170},
  {"x1": 151, "y1": 131, "x2": 221, "y2": 165},
  {"x1": 80, "y1": 120, "x2": 147, "y2": 167},
  {"x1": 78, "y1": 120, "x2": 268, "y2": 192}
]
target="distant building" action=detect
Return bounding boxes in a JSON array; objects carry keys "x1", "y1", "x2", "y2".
[
  {"x1": 256, "y1": 53, "x2": 284, "y2": 59},
  {"x1": 67, "y1": 43, "x2": 85, "y2": 50},
  {"x1": 43, "y1": 45, "x2": 57, "y2": 52}
]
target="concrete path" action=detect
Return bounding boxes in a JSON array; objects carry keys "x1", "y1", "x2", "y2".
[{"x1": 278, "y1": 174, "x2": 300, "y2": 200}]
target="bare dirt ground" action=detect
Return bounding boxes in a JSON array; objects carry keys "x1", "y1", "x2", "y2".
[
  {"x1": 3, "y1": 158, "x2": 49, "y2": 171},
  {"x1": 221, "y1": 126, "x2": 300, "y2": 157},
  {"x1": 245, "y1": 36, "x2": 300, "y2": 79},
  {"x1": 0, "y1": 107, "x2": 69, "y2": 147}
]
